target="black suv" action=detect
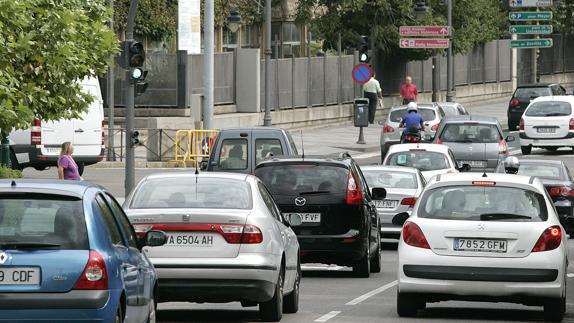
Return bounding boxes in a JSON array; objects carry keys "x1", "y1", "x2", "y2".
[
  {"x1": 508, "y1": 83, "x2": 567, "y2": 130},
  {"x1": 255, "y1": 154, "x2": 387, "y2": 278}
]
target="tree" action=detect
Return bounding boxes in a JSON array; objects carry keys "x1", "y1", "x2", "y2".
[
  {"x1": 0, "y1": 0, "x2": 117, "y2": 137},
  {"x1": 114, "y1": 0, "x2": 178, "y2": 40}
]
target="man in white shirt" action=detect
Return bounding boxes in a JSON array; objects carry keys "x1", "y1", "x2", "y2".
[{"x1": 363, "y1": 74, "x2": 383, "y2": 124}]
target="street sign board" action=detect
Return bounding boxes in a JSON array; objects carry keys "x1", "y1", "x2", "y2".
[
  {"x1": 510, "y1": 38, "x2": 553, "y2": 49},
  {"x1": 509, "y1": 11, "x2": 552, "y2": 21},
  {"x1": 399, "y1": 38, "x2": 450, "y2": 49},
  {"x1": 399, "y1": 26, "x2": 450, "y2": 37},
  {"x1": 509, "y1": 0, "x2": 552, "y2": 7},
  {"x1": 352, "y1": 64, "x2": 373, "y2": 85},
  {"x1": 510, "y1": 25, "x2": 553, "y2": 34}
]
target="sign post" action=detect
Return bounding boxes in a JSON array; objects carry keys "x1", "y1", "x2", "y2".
[
  {"x1": 509, "y1": 11, "x2": 552, "y2": 21},
  {"x1": 399, "y1": 26, "x2": 450, "y2": 37},
  {"x1": 399, "y1": 38, "x2": 450, "y2": 49},
  {"x1": 509, "y1": 0, "x2": 552, "y2": 7},
  {"x1": 510, "y1": 38, "x2": 553, "y2": 49}
]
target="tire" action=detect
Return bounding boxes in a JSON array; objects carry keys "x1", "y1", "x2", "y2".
[
  {"x1": 78, "y1": 163, "x2": 85, "y2": 176},
  {"x1": 260, "y1": 267, "x2": 284, "y2": 322},
  {"x1": 114, "y1": 306, "x2": 123, "y2": 323},
  {"x1": 146, "y1": 297, "x2": 156, "y2": 323},
  {"x1": 353, "y1": 247, "x2": 370, "y2": 278},
  {"x1": 397, "y1": 291, "x2": 423, "y2": 318},
  {"x1": 370, "y1": 236, "x2": 382, "y2": 273},
  {"x1": 283, "y1": 262, "x2": 300, "y2": 314},
  {"x1": 521, "y1": 145, "x2": 532, "y2": 155},
  {"x1": 544, "y1": 297, "x2": 565, "y2": 322}
]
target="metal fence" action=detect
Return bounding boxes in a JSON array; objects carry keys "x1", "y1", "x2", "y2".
[
  {"x1": 538, "y1": 34, "x2": 574, "y2": 76},
  {"x1": 190, "y1": 52, "x2": 235, "y2": 105}
]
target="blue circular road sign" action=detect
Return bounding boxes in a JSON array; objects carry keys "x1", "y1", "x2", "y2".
[{"x1": 352, "y1": 64, "x2": 373, "y2": 85}]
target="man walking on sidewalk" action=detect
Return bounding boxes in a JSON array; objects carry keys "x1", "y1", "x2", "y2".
[
  {"x1": 400, "y1": 76, "x2": 418, "y2": 105},
  {"x1": 363, "y1": 73, "x2": 383, "y2": 124}
]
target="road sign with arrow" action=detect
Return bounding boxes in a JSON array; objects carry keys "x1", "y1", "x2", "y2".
[
  {"x1": 399, "y1": 26, "x2": 450, "y2": 37},
  {"x1": 510, "y1": 38, "x2": 553, "y2": 49},
  {"x1": 510, "y1": 25, "x2": 553, "y2": 34},
  {"x1": 509, "y1": 11, "x2": 552, "y2": 21},
  {"x1": 509, "y1": 0, "x2": 552, "y2": 7}
]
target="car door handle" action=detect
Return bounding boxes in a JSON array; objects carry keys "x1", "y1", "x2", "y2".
[{"x1": 75, "y1": 128, "x2": 84, "y2": 133}]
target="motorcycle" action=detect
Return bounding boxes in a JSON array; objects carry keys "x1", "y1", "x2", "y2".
[{"x1": 400, "y1": 127, "x2": 422, "y2": 143}]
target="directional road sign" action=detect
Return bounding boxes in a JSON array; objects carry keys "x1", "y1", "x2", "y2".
[
  {"x1": 399, "y1": 26, "x2": 450, "y2": 37},
  {"x1": 510, "y1": 38, "x2": 553, "y2": 49},
  {"x1": 352, "y1": 64, "x2": 373, "y2": 85},
  {"x1": 509, "y1": 0, "x2": 552, "y2": 7},
  {"x1": 509, "y1": 11, "x2": 552, "y2": 21},
  {"x1": 399, "y1": 38, "x2": 450, "y2": 49},
  {"x1": 510, "y1": 25, "x2": 553, "y2": 34}
]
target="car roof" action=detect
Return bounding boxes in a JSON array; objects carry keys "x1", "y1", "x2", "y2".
[
  {"x1": 219, "y1": 127, "x2": 285, "y2": 133},
  {"x1": 387, "y1": 143, "x2": 450, "y2": 153},
  {"x1": 427, "y1": 172, "x2": 541, "y2": 189},
  {"x1": 390, "y1": 103, "x2": 437, "y2": 111},
  {"x1": 515, "y1": 159, "x2": 565, "y2": 166},
  {"x1": 442, "y1": 115, "x2": 499, "y2": 124},
  {"x1": 435, "y1": 102, "x2": 461, "y2": 106},
  {"x1": 143, "y1": 172, "x2": 251, "y2": 182},
  {"x1": 0, "y1": 179, "x2": 100, "y2": 198},
  {"x1": 256, "y1": 154, "x2": 352, "y2": 167},
  {"x1": 529, "y1": 95, "x2": 574, "y2": 104},
  {"x1": 360, "y1": 165, "x2": 420, "y2": 173},
  {"x1": 516, "y1": 83, "x2": 555, "y2": 88}
]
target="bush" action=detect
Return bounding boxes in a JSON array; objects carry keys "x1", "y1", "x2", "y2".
[{"x1": 0, "y1": 166, "x2": 22, "y2": 179}]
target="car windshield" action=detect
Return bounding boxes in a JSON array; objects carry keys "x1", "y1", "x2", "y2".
[
  {"x1": 525, "y1": 101, "x2": 572, "y2": 117},
  {"x1": 514, "y1": 87, "x2": 551, "y2": 100},
  {"x1": 389, "y1": 108, "x2": 436, "y2": 123},
  {"x1": 362, "y1": 170, "x2": 418, "y2": 189},
  {"x1": 439, "y1": 123, "x2": 501, "y2": 143},
  {"x1": 385, "y1": 151, "x2": 449, "y2": 171},
  {"x1": 0, "y1": 194, "x2": 87, "y2": 249},
  {"x1": 255, "y1": 164, "x2": 349, "y2": 196},
  {"x1": 130, "y1": 177, "x2": 252, "y2": 209},
  {"x1": 418, "y1": 185, "x2": 547, "y2": 222}
]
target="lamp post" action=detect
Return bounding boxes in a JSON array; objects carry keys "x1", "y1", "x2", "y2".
[
  {"x1": 445, "y1": 0, "x2": 454, "y2": 102},
  {"x1": 414, "y1": 1, "x2": 438, "y2": 102}
]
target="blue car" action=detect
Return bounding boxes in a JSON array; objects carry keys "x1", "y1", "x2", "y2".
[{"x1": 0, "y1": 179, "x2": 166, "y2": 322}]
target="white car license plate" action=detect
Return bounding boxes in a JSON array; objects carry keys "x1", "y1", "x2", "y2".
[
  {"x1": 284, "y1": 213, "x2": 321, "y2": 223},
  {"x1": 454, "y1": 238, "x2": 507, "y2": 253},
  {"x1": 0, "y1": 267, "x2": 40, "y2": 285},
  {"x1": 460, "y1": 160, "x2": 487, "y2": 168},
  {"x1": 166, "y1": 233, "x2": 215, "y2": 247},
  {"x1": 537, "y1": 127, "x2": 556, "y2": 134},
  {"x1": 376, "y1": 200, "x2": 398, "y2": 209}
]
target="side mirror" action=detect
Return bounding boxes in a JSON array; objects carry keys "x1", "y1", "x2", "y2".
[
  {"x1": 505, "y1": 135, "x2": 515, "y2": 143},
  {"x1": 459, "y1": 163, "x2": 471, "y2": 172},
  {"x1": 144, "y1": 230, "x2": 167, "y2": 247},
  {"x1": 392, "y1": 212, "x2": 410, "y2": 226},
  {"x1": 371, "y1": 187, "x2": 387, "y2": 200},
  {"x1": 200, "y1": 160, "x2": 208, "y2": 171},
  {"x1": 287, "y1": 213, "x2": 302, "y2": 226}
]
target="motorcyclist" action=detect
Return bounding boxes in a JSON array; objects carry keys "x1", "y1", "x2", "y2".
[
  {"x1": 503, "y1": 156, "x2": 520, "y2": 174},
  {"x1": 399, "y1": 102, "x2": 426, "y2": 141}
]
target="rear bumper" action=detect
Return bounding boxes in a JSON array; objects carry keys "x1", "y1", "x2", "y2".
[
  {"x1": 404, "y1": 265, "x2": 558, "y2": 282},
  {"x1": 298, "y1": 231, "x2": 368, "y2": 266},
  {"x1": 157, "y1": 278, "x2": 275, "y2": 303},
  {"x1": 11, "y1": 145, "x2": 105, "y2": 168},
  {"x1": 519, "y1": 132, "x2": 574, "y2": 147}
]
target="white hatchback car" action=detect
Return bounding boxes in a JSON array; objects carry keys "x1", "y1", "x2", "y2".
[
  {"x1": 382, "y1": 143, "x2": 465, "y2": 182},
  {"x1": 520, "y1": 96, "x2": 574, "y2": 155},
  {"x1": 397, "y1": 173, "x2": 568, "y2": 322},
  {"x1": 124, "y1": 173, "x2": 300, "y2": 322}
]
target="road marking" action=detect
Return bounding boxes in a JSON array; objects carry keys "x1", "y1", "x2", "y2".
[
  {"x1": 353, "y1": 151, "x2": 380, "y2": 160},
  {"x1": 314, "y1": 311, "x2": 341, "y2": 322},
  {"x1": 302, "y1": 264, "x2": 346, "y2": 271},
  {"x1": 345, "y1": 280, "x2": 398, "y2": 306},
  {"x1": 567, "y1": 273, "x2": 574, "y2": 278}
]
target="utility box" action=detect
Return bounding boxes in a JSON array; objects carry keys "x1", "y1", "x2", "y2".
[{"x1": 353, "y1": 98, "x2": 370, "y2": 127}]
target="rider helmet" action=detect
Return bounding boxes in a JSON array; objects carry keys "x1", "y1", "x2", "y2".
[
  {"x1": 407, "y1": 102, "x2": 418, "y2": 112},
  {"x1": 503, "y1": 156, "x2": 520, "y2": 174}
]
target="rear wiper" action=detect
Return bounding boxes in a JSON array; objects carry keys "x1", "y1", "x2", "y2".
[
  {"x1": 299, "y1": 190, "x2": 331, "y2": 195},
  {"x1": 452, "y1": 139, "x2": 474, "y2": 143},
  {"x1": 0, "y1": 242, "x2": 61, "y2": 249},
  {"x1": 543, "y1": 113, "x2": 567, "y2": 117},
  {"x1": 480, "y1": 213, "x2": 531, "y2": 221}
]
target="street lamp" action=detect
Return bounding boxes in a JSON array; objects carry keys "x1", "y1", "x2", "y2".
[
  {"x1": 414, "y1": 1, "x2": 428, "y2": 20},
  {"x1": 227, "y1": 9, "x2": 241, "y2": 33}
]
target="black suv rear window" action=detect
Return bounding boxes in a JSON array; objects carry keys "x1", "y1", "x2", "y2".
[
  {"x1": 0, "y1": 194, "x2": 87, "y2": 249},
  {"x1": 439, "y1": 123, "x2": 501, "y2": 143},
  {"x1": 389, "y1": 108, "x2": 436, "y2": 123},
  {"x1": 514, "y1": 87, "x2": 551, "y2": 100},
  {"x1": 525, "y1": 101, "x2": 572, "y2": 117},
  {"x1": 256, "y1": 164, "x2": 349, "y2": 196}
]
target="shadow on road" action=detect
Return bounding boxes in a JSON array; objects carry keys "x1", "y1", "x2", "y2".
[
  {"x1": 301, "y1": 269, "x2": 357, "y2": 278},
  {"x1": 419, "y1": 306, "x2": 557, "y2": 322},
  {"x1": 157, "y1": 308, "x2": 261, "y2": 322}
]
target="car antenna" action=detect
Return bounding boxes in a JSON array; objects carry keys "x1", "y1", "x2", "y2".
[
  {"x1": 194, "y1": 162, "x2": 199, "y2": 199},
  {"x1": 300, "y1": 130, "x2": 305, "y2": 160},
  {"x1": 482, "y1": 143, "x2": 488, "y2": 177}
]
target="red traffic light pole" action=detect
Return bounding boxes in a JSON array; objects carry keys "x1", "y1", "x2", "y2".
[{"x1": 124, "y1": 0, "x2": 138, "y2": 197}]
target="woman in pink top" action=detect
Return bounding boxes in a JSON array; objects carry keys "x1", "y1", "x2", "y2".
[{"x1": 58, "y1": 142, "x2": 81, "y2": 180}]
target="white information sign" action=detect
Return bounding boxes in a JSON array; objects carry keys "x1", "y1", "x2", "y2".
[{"x1": 178, "y1": 0, "x2": 201, "y2": 53}]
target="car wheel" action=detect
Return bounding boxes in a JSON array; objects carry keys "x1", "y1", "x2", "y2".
[
  {"x1": 543, "y1": 297, "x2": 565, "y2": 322},
  {"x1": 370, "y1": 235, "x2": 382, "y2": 273},
  {"x1": 521, "y1": 145, "x2": 532, "y2": 155},
  {"x1": 353, "y1": 247, "x2": 370, "y2": 278},
  {"x1": 147, "y1": 297, "x2": 156, "y2": 323},
  {"x1": 283, "y1": 262, "x2": 300, "y2": 314},
  {"x1": 114, "y1": 306, "x2": 123, "y2": 323},
  {"x1": 260, "y1": 267, "x2": 284, "y2": 322},
  {"x1": 397, "y1": 291, "x2": 423, "y2": 317}
]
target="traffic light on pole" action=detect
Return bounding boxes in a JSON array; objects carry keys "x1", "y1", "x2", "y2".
[
  {"x1": 131, "y1": 130, "x2": 140, "y2": 146},
  {"x1": 359, "y1": 36, "x2": 370, "y2": 63}
]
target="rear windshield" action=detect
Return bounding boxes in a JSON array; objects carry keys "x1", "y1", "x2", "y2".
[
  {"x1": 362, "y1": 170, "x2": 418, "y2": 189},
  {"x1": 256, "y1": 164, "x2": 349, "y2": 196},
  {"x1": 525, "y1": 101, "x2": 572, "y2": 117},
  {"x1": 130, "y1": 177, "x2": 252, "y2": 209},
  {"x1": 514, "y1": 87, "x2": 551, "y2": 100},
  {"x1": 516, "y1": 164, "x2": 564, "y2": 180},
  {"x1": 385, "y1": 151, "x2": 450, "y2": 171},
  {"x1": 439, "y1": 123, "x2": 501, "y2": 143},
  {"x1": 0, "y1": 194, "x2": 87, "y2": 249},
  {"x1": 440, "y1": 105, "x2": 467, "y2": 116},
  {"x1": 418, "y1": 185, "x2": 547, "y2": 222},
  {"x1": 389, "y1": 108, "x2": 436, "y2": 123}
]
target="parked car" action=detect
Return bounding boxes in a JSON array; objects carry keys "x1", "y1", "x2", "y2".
[
  {"x1": 379, "y1": 103, "x2": 445, "y2": 159},
  {"x1": 254, "y1": 154, "x2": 387, "y2": 278},
  {"x1": 519, "y1": 96, "x2": 574, "y2": 155},
  {"x1": 0, "y1": 179, "x2": 166, "y2": 322},
  {"x1": 382, "y1": 143, "x2": 467, "y2": 181},
  {"x1": 9, "y1": 77, "x2": 105, "y2": 175},
  {"x1": 124, "y1": 173, "x2": 300, "y2": 322},
  {"x1": 496, "y1": 159, "x2": 574, "y2": 235},
  {"x1": 508, "y1": 83, "x2": 567, "y2": 130},
  {"x1": 203, "y1": 128, "x2": 299, "y2": 174},
  {"x1": 435, "y1": 102, "x2": 469, "y2": 117},
  {"x1": 360, "y1": 166, "x2": 425, "y2": 243},
  {"x1": 396, "y1": 173, "x2": 568, "y2": 322},
  {"x1": 433, "y1": 115, "x2": 514, "y2": 171}
]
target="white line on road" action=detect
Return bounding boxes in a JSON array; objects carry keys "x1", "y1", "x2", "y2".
[
  {"x1": 302, "y1": 264, "x2": 346, "y2": 271},
  {"x1": 353, "y1": 151, "x2": 380, "y2": 160},
  {"x1": 314, "y1": 311, "x2": 341, "y2": 322},
  {"x1": 567, "y1": 273, "x2": 574, "y2": 278},
  {"x1": 345, "y1": 280, "x2": 398, "y2": 306}
]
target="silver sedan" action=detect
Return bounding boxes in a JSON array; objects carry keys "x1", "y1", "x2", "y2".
[{"x1": 123, "y1": 172, "x2": 300, "y2": 322}]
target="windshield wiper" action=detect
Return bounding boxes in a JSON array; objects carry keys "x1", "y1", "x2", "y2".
[
  {"x1": 299, "y1": 190, "x2": 331, "y2": 195},
  {"x1": 0, "y1": 242, "x2": 61, "y2": 249},
  {"x1": 543, "y1": 113, "x2": 567, "y2": 117},
  {"x1": 480, "y1": 213, "x2": 531, "y2": 221}
]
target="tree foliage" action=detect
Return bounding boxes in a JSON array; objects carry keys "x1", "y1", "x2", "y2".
[
  {"x1": 553, "y1": 0, "x2": 574, "y2": 34},
  {"x1": 114, "y1": 0, "x2": 178, "y2": 40},
  {"x1": 0, "y1": 0, "x2": 118, "y2": 133}
]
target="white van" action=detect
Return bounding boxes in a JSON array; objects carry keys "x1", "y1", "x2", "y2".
[{"x1": 9, "y1": 76, "x2": 105, "y2": 175}]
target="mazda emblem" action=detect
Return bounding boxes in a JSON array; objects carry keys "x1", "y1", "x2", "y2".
[{"x1": 294, "y1": 197, "x2": 306, "y2": 206}]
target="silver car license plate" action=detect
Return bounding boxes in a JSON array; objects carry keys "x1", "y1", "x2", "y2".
[
  {"x1": 0, "y1": 267, "x2": 40, "y2": 285},
  {"x1": 166, "y1": 233, "x2": 215, "y2": 247},
  {"x1": 537, "y1": 127, "x2": 556, "y2": 134},
  {"x1": 376, "y1": 200, "x2": 398, "y2": 209},
  {"x1": 454, "y1": 238, "x2": 507, "y2": 253},
  {"x1": 460, "y1": 160, "x2": 487, "y2": 168}
]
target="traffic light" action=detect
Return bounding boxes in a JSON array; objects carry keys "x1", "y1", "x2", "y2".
[
  {"x1": 131, "y1": 130, "x2": 140, "y2": 146},
  {"x1": 359, "y1": 36, "x2": 370, "y2": 63},
  {"x1": 117, "y1": 40, "x2": 146, "y2": 69},
  {"x1": 135, "y1": 70, "x2": 149, "y2": 96}
]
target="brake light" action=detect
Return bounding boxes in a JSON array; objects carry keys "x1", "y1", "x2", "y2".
[
  {"x1": 74, "y1": 250, "x2": 108, "y2": 290},
  {"x1": 383, "y1": 125, "x2": 395, "y2": 133},
  {"x1": 133, "y1": 224, "x2": 153, "y2": 238},
  {"x1": 548, "y1": 186, "x2": 574, "y2": 197},
  {"x1": 570, "y1": 118, "x2": 574, "y2": 131},
  {"x1": 510, "y1": 98, "x2": 519, "y2": 107},
  {"x1": 532, "y1": 225, "x2": 562, "y2": 252},
  {"x1": 400, "y1": 197, "x2": 417, "y2": 206},
  {"x1": 31, "y1": 119, "x2": 42, "y2": 145},
  {"x1": 133, "y1": 223, "x2": 263, "y2": 244},
  {"x1": 346, "y1": 172, "x2": 363, "y2": 206},
  {"x1": 498, "y1": 139, "x2": 508, "y2": 155},
  {"x1": 431, "y1": 124, "x2": 439, "y2": 131},
  {"x1": 402, "y1": 222, "x2": 430, "y2": 249},
  {"x1": 519, "y1": 118, "x2": 524, "y2": 131}
]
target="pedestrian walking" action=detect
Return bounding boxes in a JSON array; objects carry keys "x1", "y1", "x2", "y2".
[
  {"x1": 363, "y1": 73, "x2": 383, "y2": 124},
  {"x1": 58, "y1": 142, "x2": 81, "y2": 180},
  {"x1": 400, "y1": 76, "x2": 418, "y2": 105}
]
